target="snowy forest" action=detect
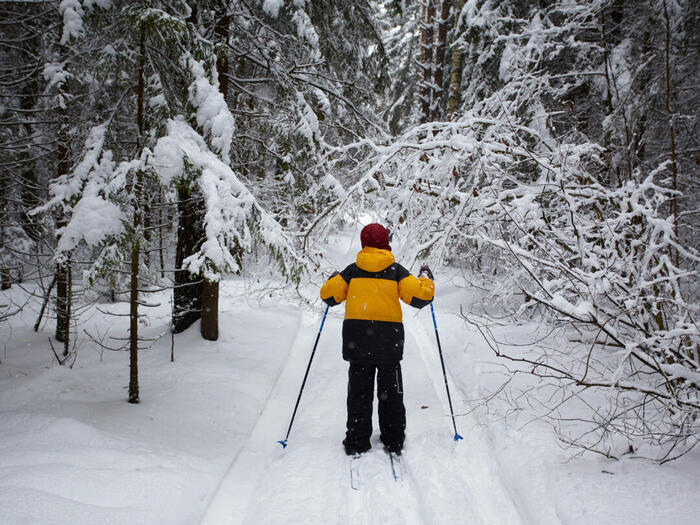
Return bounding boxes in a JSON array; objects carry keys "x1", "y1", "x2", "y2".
[{"x1": 1, "y1": 1, "x2": 698, "y2": 524}]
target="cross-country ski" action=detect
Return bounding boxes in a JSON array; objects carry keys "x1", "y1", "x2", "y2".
[
  {"x1": 350, "y1": 454, "x2": 361, "y2": 490},
  {"x1": 388, "y1": 452, "x2": 402, "y2": 483}
]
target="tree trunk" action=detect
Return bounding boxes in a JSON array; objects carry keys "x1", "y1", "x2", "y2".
[
  {"x1": 128, "y1": 227, "x2": 140, "y2": 404},
  {"x1": 661, "y1": 0, "x2": 679, "y2": 269},
  {"x1": 129, "y1": 27, "x2": 147, "y2": 405},
  {"x1": 55, "y1": 259, "x2": 72, "y2": 355},
  {"x1": 55, "y1": 258, "x2": 71, "y2": 345},
  {"x1": 0, "y1": 172, "x2": 6, "y2": 291},
  {"x1": 55, "y1": 260, "x2": 67, "y2": 343},
  {"x1": 197, "y1": 1, "x2": 230, "y2": 341},
  {"x1": 201, "y1": 278, "x2": 219, "y2": 341},
  {"x1": 215, "y1": 4, "x2": 230, "y2": 101},
  {"x1": 1, "y1": 268, "x2": 10, "y2": 290},
  {"x1": 446, "y1": 0, "x2": 465, "y2": 119},
  {"x1": 418, "y1": 0, "x2": 436, "y2": 122},
  {"x1": 154, "y1": 4, "x2": 204, "y2": 333},
  {"x1": 159, "y1": 190, "x2": 166, "y2": 279},
  {"x1": 54, "y1": 135, "x2": 71, "y2": 345},
  {"x1": 62, "y1": 267, "x2": 71, "y2": 359},
  {"x1": 143, "y1": 196, "x2": 151, "y2": 269},
  {"x1": 173, "y1": 183, "x2": 204, "y2": 333},
  {"x1": 34, "y1": 275, "x2": 56, "y2": 332},
  {"x1": 431, "y1": 0, "x2": 451, "y2": 120}
]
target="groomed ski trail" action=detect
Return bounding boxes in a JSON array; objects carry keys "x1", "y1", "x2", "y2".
[
  {"x1": 199, "y1": 303, "x2": 551, "y2": 525},
  {"x1": 405, "y1": 315, "x2": 530, "y2": 525},
  {"x1": 198, "y1": 310, "x2": 324, "y2": 525}
]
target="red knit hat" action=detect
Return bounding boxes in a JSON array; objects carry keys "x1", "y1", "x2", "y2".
[{"x1": 360, "y1": 223, "x2": 391, "y2": 251}]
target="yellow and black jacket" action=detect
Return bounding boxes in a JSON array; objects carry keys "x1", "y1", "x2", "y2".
[{"x1": 320, "y1": 247, "x2": 435, "y2": 362}]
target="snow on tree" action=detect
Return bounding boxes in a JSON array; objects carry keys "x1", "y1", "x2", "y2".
[
  {"x1": 151, "y1": 55, "x2": 303, "y2": 283},
  {"x1": 329, "y1": 0, "x2": 700, "y2": 461},
  {"x1": 36, "y1": 124, "x2": 123, "y2": 259}
]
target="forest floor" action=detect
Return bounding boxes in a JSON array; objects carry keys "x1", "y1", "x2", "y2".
[{"x1": 1, "y1": 232, "x2": 698, "y2": 524}]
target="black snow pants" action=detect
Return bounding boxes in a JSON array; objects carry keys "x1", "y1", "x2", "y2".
[{"x1": 343, "y1": 361, "x2": 405, "y2": 455}]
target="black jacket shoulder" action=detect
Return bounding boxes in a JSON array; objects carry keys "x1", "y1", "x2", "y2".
[{"x1": 340, "y1": 263, "x2": 410, "y2": 282}]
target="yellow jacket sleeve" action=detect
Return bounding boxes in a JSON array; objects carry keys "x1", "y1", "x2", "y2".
[
  {"x1": 398, "y1": 275, "x2": 434, "y2": 308},
  {"x1": 320, "y1": 274, "x2": 348, "y2": 306}
]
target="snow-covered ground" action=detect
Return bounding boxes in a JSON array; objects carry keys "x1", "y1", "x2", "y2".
[{"x1": 1, "y1": 233, "x2": 698, "y2": 524}]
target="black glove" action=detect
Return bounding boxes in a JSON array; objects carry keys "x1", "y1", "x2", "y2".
[
  {"x1": 329, "y1": 271, "x2": 339, "y2": 278},
  {"x1": 419, "y1": 264, "x2": 433, "y2": 280}
]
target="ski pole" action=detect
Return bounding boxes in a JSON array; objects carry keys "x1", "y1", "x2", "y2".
[
  {"x1": 277, "y1": 304, "x2": 330, "y2": 448},
  {"x1": 430, "y1": 302, "x2": 463, "y2": 441}
]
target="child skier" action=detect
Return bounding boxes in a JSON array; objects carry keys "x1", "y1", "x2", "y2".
[{"x1": 320, "y1": 223, "x2": 434, "y2": 455}]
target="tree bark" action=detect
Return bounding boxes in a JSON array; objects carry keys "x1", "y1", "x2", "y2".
[
  {"x1": 419, "y1": 0, "x2": 436, "y2": 122},
  {"x1": 661, "y1": 0, "x2": 679, "y2": 269},
  {"x1": 34, "y1": 275, "x2": 56, "y2": 332},
  {"x1": 215, "y1": 3, "x2": 230, "y2": 100},
  {"x1": 197, "y1": 0, "x2": 230, "y2": 341},
  {"x1": 159, "y1": 190, "x2": 166, "y2": 279},
  {"x1": 143, "y1": 197, "x2": 151, "y2": 269},
  {"x1": 1, "y1": 268, "x2": 10, "y2": 290},
  {"x1": 432, "y1": 0, "x2": 451, "y2": 120},
  {"x1": 55, "y1": 261, "x2": 68, "y2": 343},
  {"x1": 446, "y1": 0, "x2": 465, "y2": 119},
  {"x1": 201, "y1": 278, "x2": 219, "y2": 341},
  {"x1": 129, "y1": 27, "x2": 148, "y2": 404},
  {"x1": 55, "y1": 253, "x2": 71, "y2": 346},
  {"x1": 172, "y1": 183, "x2": 204, "y2": 333},
  {"x1": 128, "y1": 223, "x2": 141, "y2": 404}
]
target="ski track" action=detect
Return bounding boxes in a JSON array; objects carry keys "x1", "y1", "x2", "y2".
[
  {"x1": 200, "y1": 306, "x2": 537, "y2": 525},
  {"x1": 407, "y1": 317, "x2": 531, "y2": 525}
]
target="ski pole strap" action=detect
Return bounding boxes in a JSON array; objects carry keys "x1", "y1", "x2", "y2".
[{"x1": 430, "y1": 302, "x2": 438, "y2": 331}]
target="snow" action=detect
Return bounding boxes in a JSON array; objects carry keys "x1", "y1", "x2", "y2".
[
  {"x1": 320, "y1": 173, "x2": 346, "y2": 199},
  {"x1": 84, "y1": 0, "x2": 112, "y2": 8},
  {"x1": 152, "y1": 118, "x2": 252, "y2": 278},
  {"x1": 1, "y1": 231, "x2": 699, "y2": 524},
  {"x1": 43, "y1": 62, "x2": 70, "y2": 91},
  {"x1": 187, "y1": 57, "x2": 235, "y2": 160},
  {"x1": 55, "y1": 189, "x2": 123, "y2": 255},
  {"x1": 27, "y1": 124, "x2": 127, "y2": 260},
  {"x1": 149, "y1": 93, "x2": 167, "y2": 108},
  {"x1": 58, "y1": 0, "x2": 114, "y2": 44},
  {"x1": 292, "y1": 9, "x2": 321, "y2": 61},
  {"x1": 58, "y1": 0, "x2": 84, "y2": 44},
  {"x1": 262, "y1": 0, "x2": 285, "y2": 18},
  {"x1": 499, "y1": 42, "x2": 516, "y2": 82},
  {"x1": 151, "y1": 118, "x2": 300, "y2": 280},
  {"x1": 548, "y1": 293, "x2": 594, "y2": 321},
  {"x1": 149, "y1": 56, "x2": 302, "y2": 281},
  {"x1": 0, "y1": 281, "x2": 300, "y2": 525},
  {"x1": 42, "y1": 123, "x2": 108, "y2": 207},
  {"x1": 295, "y1": 92, "x2": 321, "y2": 144}
]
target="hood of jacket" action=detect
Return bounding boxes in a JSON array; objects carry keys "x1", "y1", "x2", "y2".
[{"x1": 356, "y1": 247, "x2": 395, "y2": 273}]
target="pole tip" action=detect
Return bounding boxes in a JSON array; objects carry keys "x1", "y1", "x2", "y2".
[
  {"x1": 277, "y1": 440, "x2": 288, "y2": 448},
  {"x1": 454, "y1": 433, "x2": 463, "y2": 442}
]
